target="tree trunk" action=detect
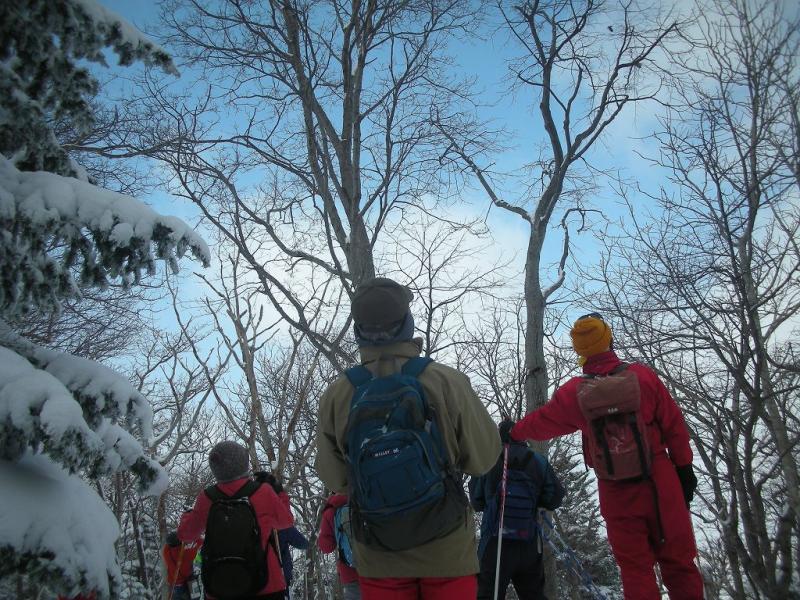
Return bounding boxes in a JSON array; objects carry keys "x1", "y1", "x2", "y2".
[{"x1": 523, "y1": 227, "x2": 559, "y2": 599}]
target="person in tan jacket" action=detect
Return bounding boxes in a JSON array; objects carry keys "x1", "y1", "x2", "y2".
[{"x1": 316, "y1": 277, "x2": 501, "y2": 600}]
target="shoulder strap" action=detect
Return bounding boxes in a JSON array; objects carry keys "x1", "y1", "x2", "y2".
[
  {"x1": 231, "y1": 479, "x2": 261, "y2": 500},
  {"x1": 346, "y1": 365, "x2": 373, "y2": 387},
  {"x1": 583, "y1": 361, "x2": 631, "y2": 379},
  {"x1": 204, "y1": 485, "x2": 226, "y2": 502},
  {"x1": 204, "y1": 480, "x2": 261, "y2": 502},
  {"x1": 610, "y1": 362, "x2": 630, "y2": 375},
  {"x1": 401, "y1": 356, "x2": 433, "y2": 378}
]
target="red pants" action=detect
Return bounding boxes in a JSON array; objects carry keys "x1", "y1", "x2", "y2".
[
  {"x1": 600, "y1": 458, "x2": 704, "y2": 599},
  {"x1": 359, "y1": 576, "x2": 477, "y2": 599}
]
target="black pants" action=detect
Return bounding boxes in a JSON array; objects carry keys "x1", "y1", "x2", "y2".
[{"x1": 477, "y1": 538, "x2": 547, "y2": 600}]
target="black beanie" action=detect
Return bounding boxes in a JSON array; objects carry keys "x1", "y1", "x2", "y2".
[
  {"x1": 351, "y1": 277, "x2": 413, "y2": 330},
  {"x1": 209, "y1": 441, "x2": 250, "y2": 482}
]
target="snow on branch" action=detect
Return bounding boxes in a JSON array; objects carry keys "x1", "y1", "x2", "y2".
[
  {"x1": 0, "y1": 325, "x2": 168, "y2": 497},
  {"x1": 0, "y1": 158, "x2": 210, "y2": 317},
  {"x1": 0, "y1": 452, "x2": 121, "y2": 598},
  {"x1": 70, "y1": 0, "x2": 178, "y2": 75}
]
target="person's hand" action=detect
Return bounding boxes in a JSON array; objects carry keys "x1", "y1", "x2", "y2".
[
  {"x1": 675, "y1": 464, "x2": 698, "y2": 507},
  {"x1": 254, "y1": 470, "x2": 284, "y2": 494},
  {"x1": 499, "y1": 418, "x2": 516, "y2": 444}
]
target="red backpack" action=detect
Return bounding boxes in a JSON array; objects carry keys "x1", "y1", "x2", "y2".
[{"x1": 577, "y1": 363, "x2": 652, "y2": 481}]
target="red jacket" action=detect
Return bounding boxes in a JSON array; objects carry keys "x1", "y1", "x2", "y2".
[
  {"x1": 511, "y1": 351, "x2": 692, "y2": 468},
  {"x1": 318, "y1": 494, "x2": 358, "y2": 584},
  {"x1": 163, "y1": 540, "x2": 201, "y2": 586},
  {"x1": 178, "y1": 478, "x2": 294, "y2": 596}
]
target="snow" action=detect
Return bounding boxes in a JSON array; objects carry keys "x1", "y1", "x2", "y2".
[
  {"x1": 37, "y1": 346, "x2": 155, "y2": 438},
  {"x1": 0, "y1": 158, "x2": 210, "y2": 266},
  {"x1": 0, "y1": 325, "x2": 167, "y2": 493},
  {"x1": 0, "y1": 346, "x2": 101, "y2": 465},
  {"x1": 72, "y1": 0, "x2": 180, "y2": 76},
  {"x1": 0, "y1": 328, "x2": 167, "y2": 594},
  {"x1": 0, "y1": 452, "x2": 121, "y2": 599}
]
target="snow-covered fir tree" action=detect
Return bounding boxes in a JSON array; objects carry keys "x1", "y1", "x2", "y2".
[
  {"x1": 0, "y1": 0, "x2": 176, "y2": 179},
  {"x1": 0, "y1": 1, "x2": 208, "y2": 598}
]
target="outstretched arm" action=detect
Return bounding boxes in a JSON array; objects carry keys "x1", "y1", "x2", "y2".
[{"x1": 511, "y1": 384, "x2": 584, "y2": 442}]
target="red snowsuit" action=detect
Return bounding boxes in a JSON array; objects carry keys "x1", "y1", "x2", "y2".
[
  {"x1": 163, "y1": 540, "x2": 201, "y2": 586},
  {"x1": 511, "y1": 351, "x2": 704, "y2": 599},
  {"x1": 318, "y1": 494, "x2": 359, "y2": 585},
  {"x1": 178, "y1": 477, "x2": 294, "y2": 597}
]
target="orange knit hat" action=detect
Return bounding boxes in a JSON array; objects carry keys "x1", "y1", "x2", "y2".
[{"x1": 570, "y1": 315, "x2": 612, "y2": 363}]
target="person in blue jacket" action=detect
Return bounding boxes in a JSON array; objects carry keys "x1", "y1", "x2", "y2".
[
  {"x1": 278, "y1": 526, "x2": 309, "y2": 598},
  {"x1": 469, "y1": 419, "x2": 565, "y2": 600}
]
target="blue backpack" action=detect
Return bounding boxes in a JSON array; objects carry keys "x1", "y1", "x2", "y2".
[
  {"x1": 490, "y1": 451, "x2": 541, "y2": 541},
  {"x1": 344, "y1": 357, "x2": 467, "y2": 551},
  {"x1": 333, "y1": 504, "x2": 356, "y2": 568}
]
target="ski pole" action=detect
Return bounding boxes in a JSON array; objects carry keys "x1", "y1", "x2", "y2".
[
  {"x1": 493, "y1": 444, "x2": 509, "y2": 600},
  {"x1": 167, "y1": 544, "x2": 185, "y2": 600}
]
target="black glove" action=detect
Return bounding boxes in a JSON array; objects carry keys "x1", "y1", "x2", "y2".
[
  {"x1": 498, "y1": 418, "x2": 515, "y2": 444},
  {"x1": 675, "y1": 463, "x2": 698, "y2": 507},
  {"x1": 253, "y1": 470, "x2": 284, "y2": 495}
]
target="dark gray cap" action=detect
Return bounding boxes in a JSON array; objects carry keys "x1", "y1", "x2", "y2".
[
  {"x1": 209, "y1": 440, "x2": 250, "y2": 483},
  {"x1": 351, "y1": 277, "x2": 413, "y2": 329}
]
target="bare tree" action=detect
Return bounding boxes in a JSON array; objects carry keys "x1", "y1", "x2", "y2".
[
  {"x1": 11, "y1": 284, "x2": 151, "y2": 363},
  {"x1": 590, "y1": 1, "x2": 800, "y2": 596},
  {"x1": 123, "y1": 0, "x2": 483, "y2": 370},
  {"x1": 432, "y1": 3, "x2": 676, "y2": 592},
  {"x1": 386, "y1": 214, "x2": 510, "y2": 356},
  {"x1": 434, "y1": 0, "x2": 676, "y2": 417}
]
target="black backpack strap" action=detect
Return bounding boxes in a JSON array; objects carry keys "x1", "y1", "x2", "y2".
[
  {"x1": 591, "y1": 419, "x2": 615, "y2": 477},
  {"x1": 629, "y1": 413, "x2": 651, "y2": 478},
  {"x1": 231, "y1": 479, "x2": 262, "y2": 500},
  {"x1": 346, "y1": 365, "x2": 373, "y2": 388},
  {"x1": 204, "y1": 485, "x2": 226, "y2": 502},
  {"x1": 204, "y1": 480, "x2": 261, "y2": 502},
  {"x1": 401, "y1": 356, "x2": 433, "y2": 377}
]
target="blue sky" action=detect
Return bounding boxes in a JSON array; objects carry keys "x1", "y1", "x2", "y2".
[{"x1": 97, "y1": 0, "x2": 679, "y2": 336}]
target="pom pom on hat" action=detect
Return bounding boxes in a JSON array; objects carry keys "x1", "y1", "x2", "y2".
[{"x1": 570, "y1": 315, "x2": 612, "y2": 361}]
